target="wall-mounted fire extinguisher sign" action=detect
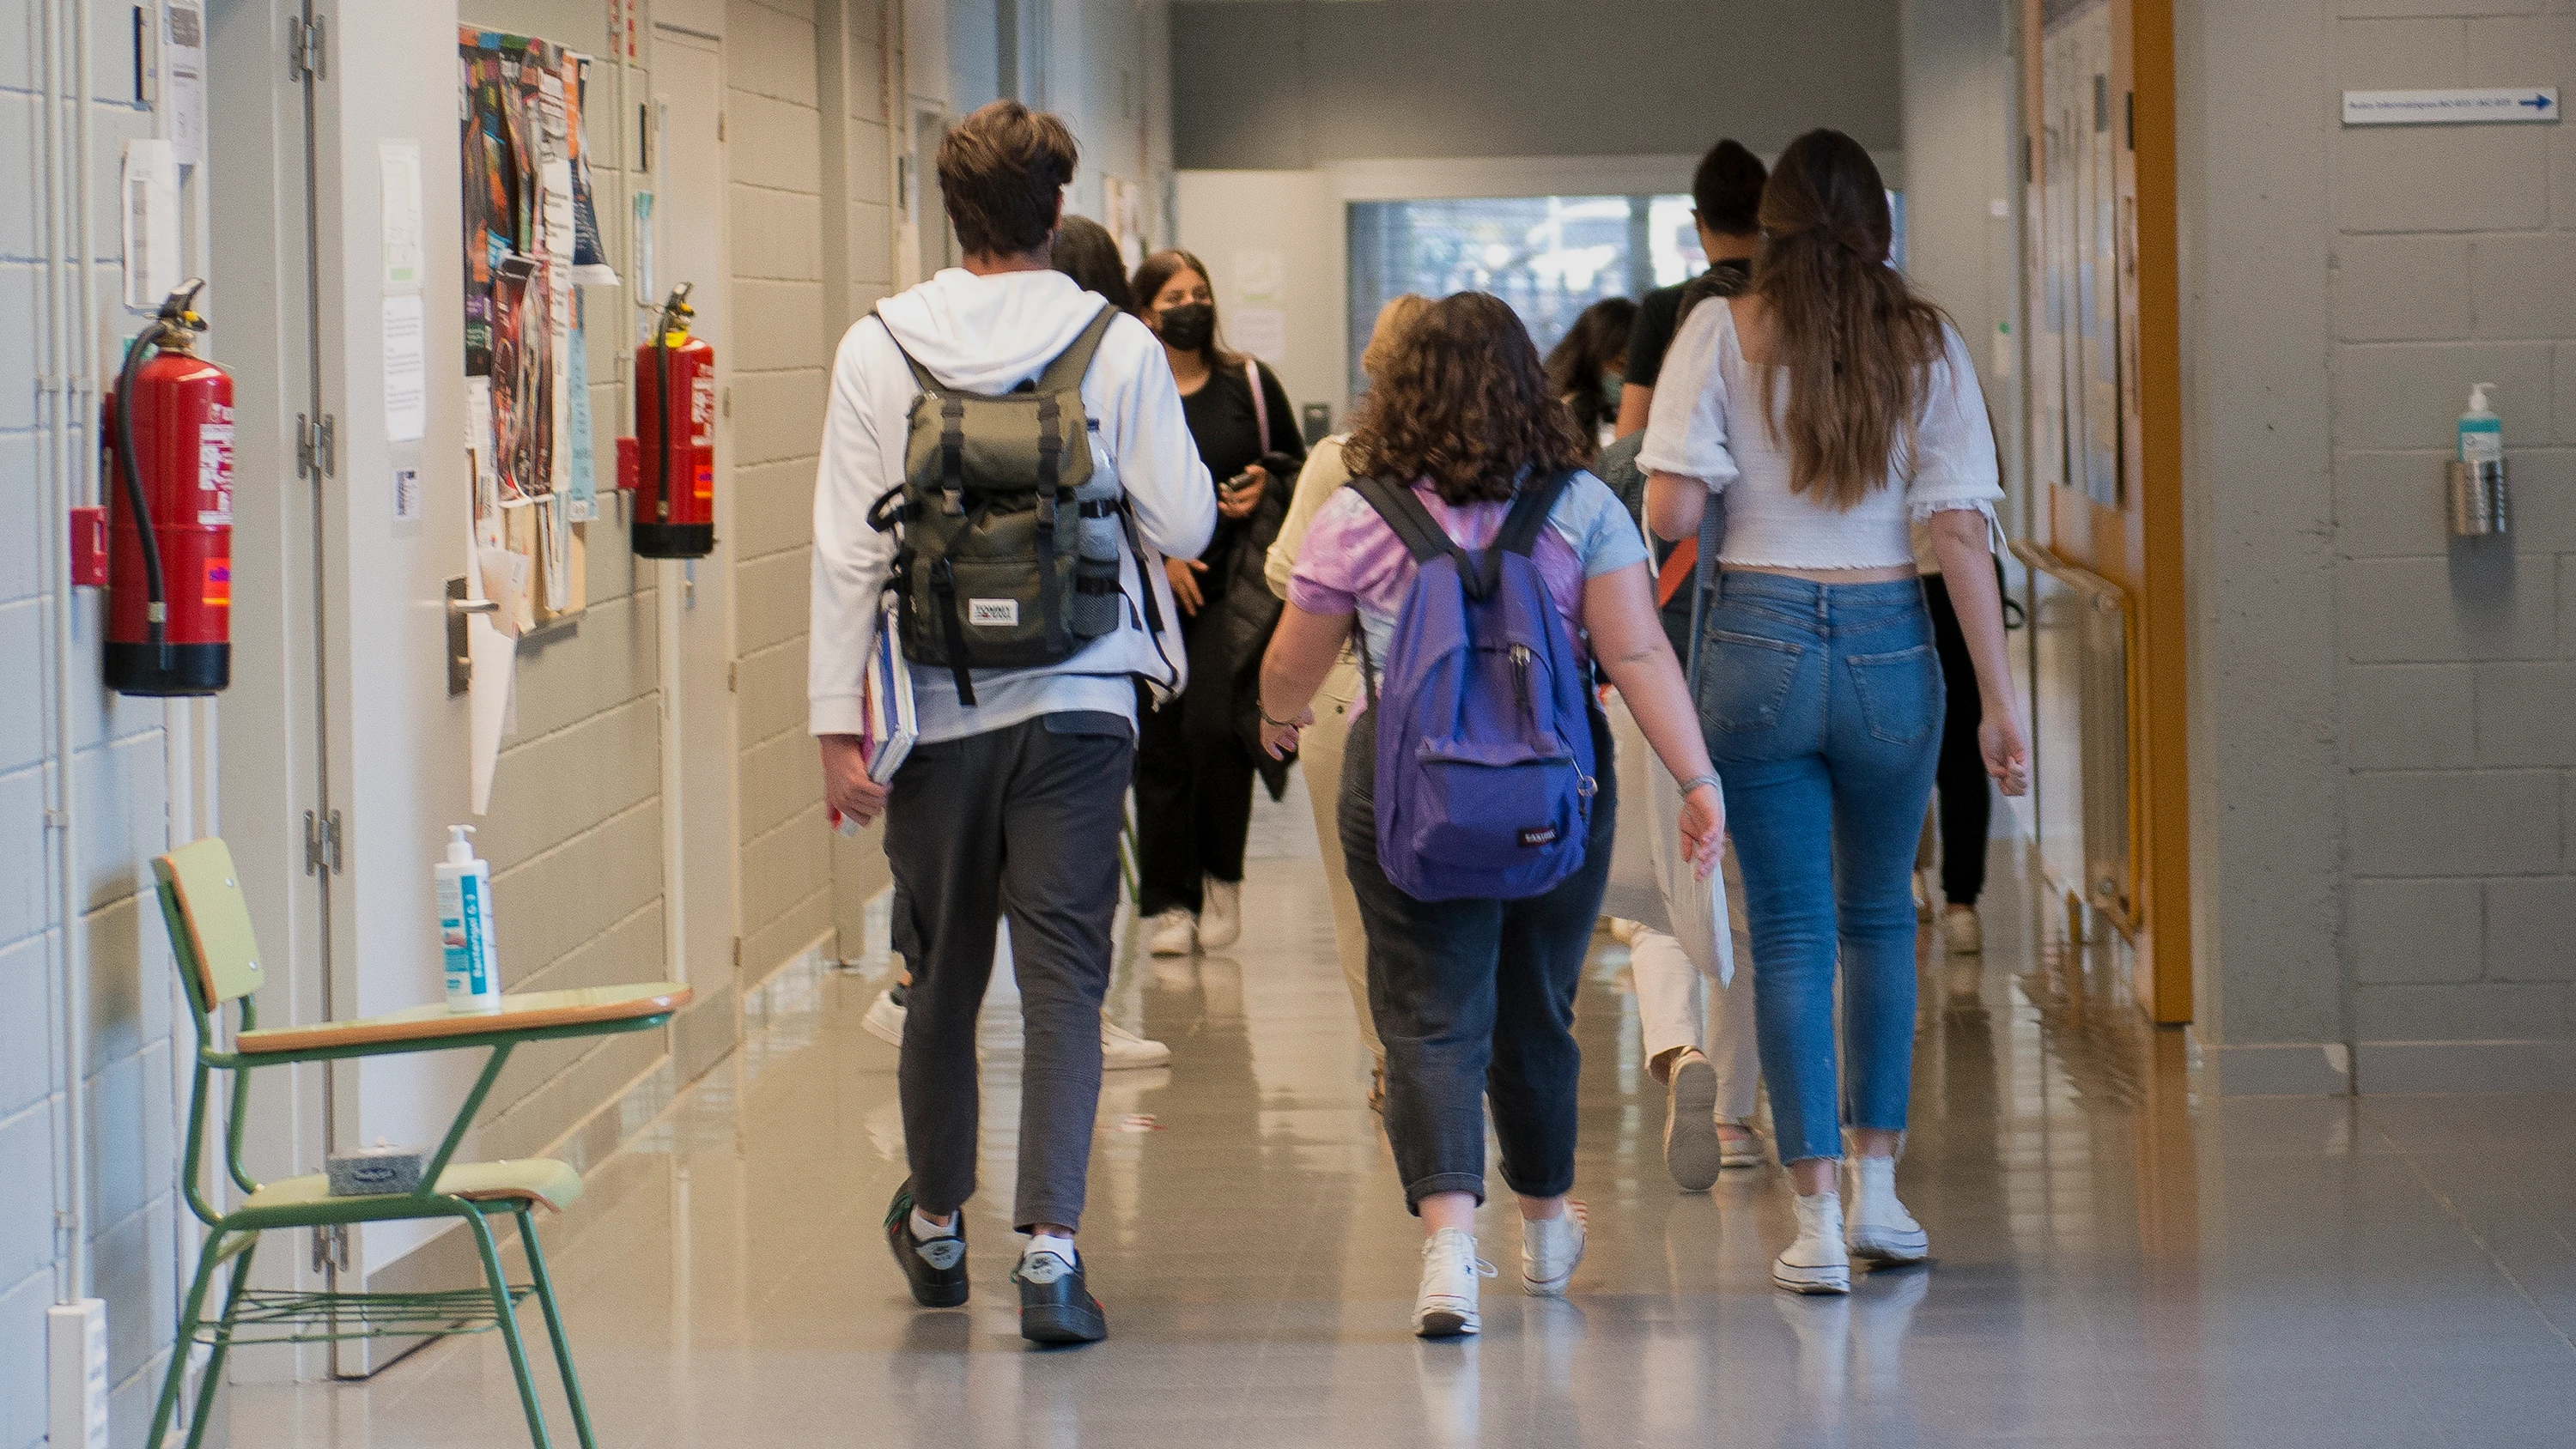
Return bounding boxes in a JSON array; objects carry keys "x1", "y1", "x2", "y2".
[
  {"x1": 633, "y1": 282, "x2": 714, "y2": 559},
  {"x1": 104, "y1": 280, "x2": 232, "y2": 696}
]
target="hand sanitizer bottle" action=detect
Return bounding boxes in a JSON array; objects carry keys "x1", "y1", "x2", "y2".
[
  {"x1": 2459, "y1": 383, "x2": 2503, "y2": 465},
  {"x1": 436, "y1": 825, "x2": 501, "y2": 1013}
]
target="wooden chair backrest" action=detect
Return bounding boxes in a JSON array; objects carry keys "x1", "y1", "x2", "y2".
[{"x1": 155, "y1": 839, "x2": 267, "y2": 1015}]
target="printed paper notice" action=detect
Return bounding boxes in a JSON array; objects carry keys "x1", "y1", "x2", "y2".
[
  {"x1": 382, "y1": 294, "x2": 427, "y2": 442},
  {"x1": 1231, "y1": 307, "x2": 1289, "y2": 367},
  {"x1": 121, "y1": 140, "x2": 180, "y2": 309},
  {"x1": 380, "y1": 140, "x2": 423, "y2": 292}
]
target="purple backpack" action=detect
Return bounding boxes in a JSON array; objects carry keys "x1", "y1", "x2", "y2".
[{"x1": 1352, "y1": 471, "x2": 1599, "y2": 902}]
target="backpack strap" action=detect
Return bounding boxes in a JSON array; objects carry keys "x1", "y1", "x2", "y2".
[
  {"x1": 1350, "y1": 475, "x2": 1467, "y2": 569},
  {"x1": 1034, "y1": 303, "x2": 1121, "y2": 394},
  {"x1": 1496, "y1": 469, "x2": 1576, "y2": 558}
]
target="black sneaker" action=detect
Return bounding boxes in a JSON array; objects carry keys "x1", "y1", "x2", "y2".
[
  {"x1": 1013, "y1": 1247, "x2": 1107, "y2": 1344},
  {"x1": 884, "y1": 1179, "x2": 969, "y2": 1308}
]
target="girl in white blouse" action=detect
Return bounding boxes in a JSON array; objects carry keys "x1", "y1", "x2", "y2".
[{"x1": 1642, "y1": 129, "x2": 2030, "y2": 1295}]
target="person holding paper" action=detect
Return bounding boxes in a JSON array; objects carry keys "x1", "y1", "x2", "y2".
[{"x1": 810, "y1": 100, "x2": 1214, "y2": 1346}]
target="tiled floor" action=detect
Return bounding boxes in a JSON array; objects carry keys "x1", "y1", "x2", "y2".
[{"x1": 228, "y1": 786, "x2": 2576, "y2": 1446}]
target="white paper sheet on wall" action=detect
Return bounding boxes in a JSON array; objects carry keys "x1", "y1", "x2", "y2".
[
  {"x1": 380, "y1": 140, "x2": 424, "y2": 293},
  {"x1": 382, "y1": 294, "x2": 427, "y2": 443},
  {"x1": 1231, "y1": 307, "x2": 1288, "y2": 367},
  {"x1": 120, "y1": 140, "x2": 180, "y2": 309}
]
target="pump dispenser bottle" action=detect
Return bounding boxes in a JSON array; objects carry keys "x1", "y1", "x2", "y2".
[
  {"x1": 2459, "y1": 383, "x2": 2502, "y2": 464},
  {"x1": 436, "y1": 825, "x2": 501, "y2": 1012}
]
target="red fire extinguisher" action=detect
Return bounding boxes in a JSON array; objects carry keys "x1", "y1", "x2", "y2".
[
  {"x1": 634, "y1": 282, "x2": 714, "y2": 559},
  {"x1": 104, "y1": 280, "x2": 232, "y2": 696}
]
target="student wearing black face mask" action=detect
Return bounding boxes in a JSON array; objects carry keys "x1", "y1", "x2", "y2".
[{"x1": 1128, "y1": 248, "x2": 1305, "y2": 957}]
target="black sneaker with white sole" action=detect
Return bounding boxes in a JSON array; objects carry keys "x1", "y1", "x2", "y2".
[
  {"x1": 884, "y1": 1179, "x2": 969, "y2": 1308},
  {"x1": 1013, "y1": 1248, "x2": 1108, "y2": 1344}
]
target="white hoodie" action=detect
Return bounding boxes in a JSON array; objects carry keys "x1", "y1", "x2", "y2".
[{"x1": 809, "y1": 267, "x2": 1215, "y2": 745}]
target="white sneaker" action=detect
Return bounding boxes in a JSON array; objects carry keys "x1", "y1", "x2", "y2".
[
  {"x1": 862, "y1": 986, "x2": 907, "y2": 1047},
  {"x1": 1099, "y1": 1014, "x2": 1171, "y2": 1070},
  {"x1": 1941, "y1": 906, "x2": 1983, "y2": 955},
  {"x1": 1773, "y1": 1191, "x2": 1852, "y2": 1294},
  {"x1": 1198, "y1": 878, "x2": 1241, "y2": 949},
  {"x1": 1520, "y1": 1203, "x2": 1586, "y2": 1296},
  {"x1": 1606, "y1": 916, "x2": 1644, "y2": 948},
  {"x1": 1412, "y1": 1228, "x2": 1495, "y2": 1337},
  {"x1": 1662, "y1": 1051, "x2": 1724, "y2": 1191},
  {"x1": 1719, "y1": 1119, "x2": 1765, "y2": 1171},
  {"x1": 1847, "y1": 1156, "x2": 1930, "y2": 1264},
  {"x1": 1145, "y1": 907, "x2": 1197, "y2": 956},
  {"x1": 1912, "y1": 870, "x2": 1934, "y2": 921}
]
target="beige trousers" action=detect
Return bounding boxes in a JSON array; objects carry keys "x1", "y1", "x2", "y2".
[{"x1": 1298, "y1": 655, "x2": 1381, "y2": 1061}]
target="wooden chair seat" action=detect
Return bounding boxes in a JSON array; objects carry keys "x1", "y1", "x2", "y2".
[{"x1": 244, "y1": 1159, "x2": 586, "y2": 1216}]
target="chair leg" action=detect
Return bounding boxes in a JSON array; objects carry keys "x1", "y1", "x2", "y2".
[
  {"x1": 468, "y1": 1209, "x2": 554, "y2": 1449},
  {"x1": 184, "y1": 1237, "x2": 259, "y2": 1449},
  {"x1": 515, "y1": 1208, "x2": 598, "y2": 1449},
  {"x1": 148, "y1": 1230, "x2": 229, "y2": 1449}
]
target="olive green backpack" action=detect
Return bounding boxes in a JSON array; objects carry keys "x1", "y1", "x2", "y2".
[{"x1": 866, "y1": 304, "x2": 1137, "y2": 704}]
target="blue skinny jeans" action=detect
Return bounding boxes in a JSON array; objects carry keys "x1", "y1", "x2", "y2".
[{"x1": 1697, "y1": 572, "x2": 1941, "y2": 1165}]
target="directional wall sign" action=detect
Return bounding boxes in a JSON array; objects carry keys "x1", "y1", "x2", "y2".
[{"x1": 2343, "y1": 88, "x2": 2559, "y2": 125}]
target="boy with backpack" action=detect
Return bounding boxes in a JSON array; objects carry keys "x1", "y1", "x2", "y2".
[
  {"x1": 811, "y1": 100, "x2": 1213, "y2": 1346},
  {"x1": 1255, "y1": 294, "x2": 1722, "y2": 1338}
]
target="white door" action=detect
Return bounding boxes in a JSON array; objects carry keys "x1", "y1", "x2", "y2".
[{"x1": 653, "y1": 28, "x2": 739, "y2": 998}]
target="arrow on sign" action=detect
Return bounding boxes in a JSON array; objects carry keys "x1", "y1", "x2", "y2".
[{"x1": 2524, "y1": 94, "x2": 2555, "y2": 111}]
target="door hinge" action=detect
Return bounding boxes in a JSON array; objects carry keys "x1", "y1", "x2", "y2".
[
  {"x1": 726, "y1": 661, "x2": 738, "y2": 692},
  {"x1": 732, "y1": 937, "x2": 742, "y2": 970},
  {"x1": 721, "y1": 385, "x2": 732, "y2": 419},
  {"x1": 309, "y1": 1222, "x2": 349, "y2": 1274},
  {"x1": 304, "y1": 809, "x2": 343, "y2": 876},
  {"x1": 296, "y1": 413, "x2": 337, "y2": 479},
  {"x1": 287, "y1": 15, "x2": 326, "y2": 82},
  {"x1": 718, "y1": 110, "x2": 727, "y2": 142}
]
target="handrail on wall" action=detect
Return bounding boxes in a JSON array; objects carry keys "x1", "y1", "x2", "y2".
[{"x1": 2009, "y1": 540, "x2": 2138, "y2": 932}]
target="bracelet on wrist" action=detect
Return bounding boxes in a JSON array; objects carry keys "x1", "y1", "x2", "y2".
[
  {"x1": 1677, "y1": 773, "x2": 1721, "y2": 797},
  {"x1": 1259, "y1": 704, "x2": 1302, "y2": 730}
]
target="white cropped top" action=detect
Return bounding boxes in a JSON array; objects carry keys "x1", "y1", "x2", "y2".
[{"x1": 1636, "y1": 300, "x2": 2003, "y2": 569}]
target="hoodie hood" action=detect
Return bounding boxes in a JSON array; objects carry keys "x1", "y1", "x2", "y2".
[{"x1": 872, "y1": 268, "x2": 1120, "y2": 396}]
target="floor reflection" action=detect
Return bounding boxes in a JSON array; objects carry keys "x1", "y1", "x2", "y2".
[{"x1": 223, "y1": 794, "x2": 2576, "y2": 1449}]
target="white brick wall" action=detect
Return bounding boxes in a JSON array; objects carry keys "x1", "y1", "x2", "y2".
[{"x1": 2331, "y1": 5, "x2": 2576, "y2": 1052}]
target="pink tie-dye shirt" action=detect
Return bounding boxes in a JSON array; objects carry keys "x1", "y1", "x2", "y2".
[{"x1": 1285, "y1": 474, "x2": 1651, "y2": 706}]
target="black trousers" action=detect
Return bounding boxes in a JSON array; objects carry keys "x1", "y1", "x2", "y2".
[
  {"x1": 1132, "y1": 684, "x2": 1256, "y2": 917},
  {"x1": 883, "y1": 712, "x2": 1133, "y2": 1231},
  {"x1": 1340, "y1": 712, "x2": 1616, "y2": 1211},
  {"x1": 1923, "y1": 573, "x2": 1990, "y2": 906}
]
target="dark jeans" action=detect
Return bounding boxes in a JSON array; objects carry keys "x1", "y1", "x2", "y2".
[
  {"x1": 1340, "y1": 711, "x2": 1617, "y2": 1211},
  {"x1": 883, "y1": 711, "x2": 1133, "y2": 1232},
  {"x1": 1923, "y1": 573, "x2": 1990, "y2": 906},
  {"x1": 1132, "y1": 684, "x2": 1255, "y2": 917}
]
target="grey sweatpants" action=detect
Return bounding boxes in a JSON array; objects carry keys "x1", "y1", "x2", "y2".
[{"x1": 883, "y1": 710, "x2": 1134, "y2": 1232}]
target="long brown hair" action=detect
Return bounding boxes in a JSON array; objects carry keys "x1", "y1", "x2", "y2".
[
  {"x1": 1752, "y1": 130, "x2": 1948, "y2": 511},
  {"x1": 1127, "y1": 248, "x2": 1243, "y2": 369},
  {"x1": 1345, "y1": 292, "x2": 1589, "y2": 506}
]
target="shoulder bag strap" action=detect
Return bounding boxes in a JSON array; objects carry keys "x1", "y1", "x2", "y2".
[
  {"x1": 1245, "y1": 358, "x2": 1271, "y2": 452},
  {"x1": 1686, "y1": 490, "x2": 1724, "y2": 695}
]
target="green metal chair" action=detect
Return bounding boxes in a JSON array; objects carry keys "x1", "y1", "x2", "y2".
[{"x1": 147, "y1": 837, "x2": 691, "y2": 1449}]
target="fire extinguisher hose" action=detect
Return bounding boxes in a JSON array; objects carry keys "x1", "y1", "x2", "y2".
[
  {"x1": 112, "y1": 326, "x2": 173, "y2": 653},
  {"x1": 653, "y1": 283, "x2": 694, "y2": 526}
]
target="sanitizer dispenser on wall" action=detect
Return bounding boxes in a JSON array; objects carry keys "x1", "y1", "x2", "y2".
[{"x1": 2448, "y1": 382, "x2": 2510, "y2": 537}]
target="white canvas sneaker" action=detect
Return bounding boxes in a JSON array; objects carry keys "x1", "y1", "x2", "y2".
[
  {"x1": 1145, "y1": 907, "x2": 1197, "y2": 957},
  {"x1": 1521, "y1": 1204, "x2": 1586, "y2": 1296},
  {"x1": 1662, "y1": 1050, "x2": 1724, "y2": 1191},
  {"x1": 1773, "y1": 1191, "x2": 1853, "y2": 1294},
  {"x1": 1941, "y1": 906, "x2": 1984, "y2": 955},
  {"x1": 1413, "y1": 1228, "x2": 1496, "y2": 1337},
  {"x1": 1098, "y1": 1015, "x2": 1171, "y2": 1070},
  {"x1": 1847, "y1": 1156, "x2": 1931, "y2": 1264},
  {"x1": 861, "y1": 986, "x2": 907, "y2": 1047},
  {"x1": 1198, "y1": 877, "x2": 1242, "y2": 949}
]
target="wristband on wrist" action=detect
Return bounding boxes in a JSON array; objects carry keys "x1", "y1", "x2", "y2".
[
  {"x1": 1259, "y1": 703, "x2": 1302, "y2": 730},
  {"x1": 1677, "y1": 773, "x2": 1720, "y2": 797}
]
